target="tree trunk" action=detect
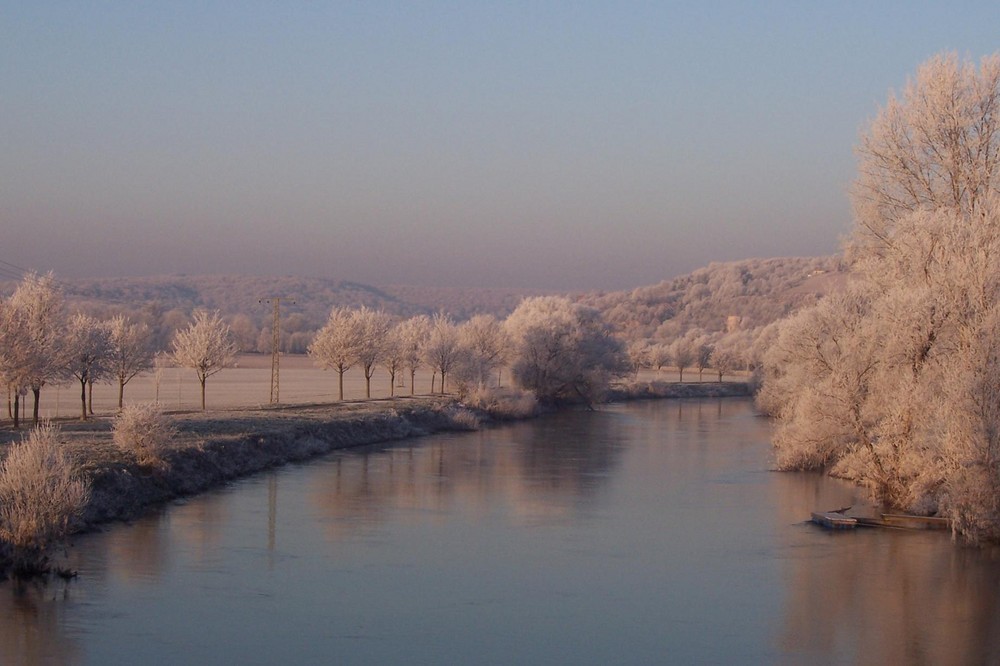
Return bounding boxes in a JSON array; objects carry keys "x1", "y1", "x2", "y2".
[
  {"x1": 365, "y1": 373, "x2": 371, "y2": 399},
  {"x1": 440, "y1": 371, "x2": 446, "y2": 395},
  {"x1": 200, "y1": 376, "x2": 207, "y2": 410},
  {"x1": 410, "y1": 369, "x2": 416, "y2": 395},
  {"x1": 431, "y1": 373, "x2": 436, "y2": 394},
  {"x1": 32, "y1": 387, "x2": 41, "y2": 426},
  {"x1": 118, "y1": 376, "x2": 126, "y2": 410},
  {"x1": 389, "y1": 370, "x2": 396, "y2": 397},
  {"x1": 79, "y1": 377, "x2": 88, "y2": 420},
  {"x1": 13, "y1": 393, "x2": 19, "y2": 429},
  {"x1": 338, "y1": 368, "x2": 345, "y2": 401},
  {"x1": 88, "y1": 379, "x2": 95, "y2": 415}
]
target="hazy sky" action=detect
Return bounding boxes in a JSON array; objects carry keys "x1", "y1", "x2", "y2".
[{"x1": 3, "y1": 2, "x2": 999, "y2": 290}]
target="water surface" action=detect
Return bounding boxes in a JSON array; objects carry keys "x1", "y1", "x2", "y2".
[{"x1": 3, "y1": 399, "x2": 999, "y2": 664}]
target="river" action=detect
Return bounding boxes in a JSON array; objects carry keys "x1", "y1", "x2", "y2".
[{"x1": 2, "y1": 398, "x2": 999, "y2": 664}]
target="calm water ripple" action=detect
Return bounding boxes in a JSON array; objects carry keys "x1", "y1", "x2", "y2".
[{"x1": 2, "y1": 398, "x2": 999, "y2": 665}]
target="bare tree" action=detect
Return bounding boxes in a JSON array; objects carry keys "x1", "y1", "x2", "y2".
[
  {"x1": 171, "y1": 309, "x2": 238, "y2": 410},
  {"x1": 65, "y1": 313, "x2": 111, "y2": 420},
  {"x1": 107, "y1": 314, "x2": 154, "y2": 410},
  {"x1": 309, "y1": 307, "x2": 362, "y2": 401}
]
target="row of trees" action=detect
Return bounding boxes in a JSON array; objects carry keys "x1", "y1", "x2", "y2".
[
  {"x1": 0, "y1": 275, "x2": 243, "y2": 423},
  {"x1": 2, "y1": 272, "x2": 762, "y2": 426},
  {"x1": 758, "y1": 52, "x2": 1000, "y2": 541},
  {"x1": 309, "y1": 297, "x2": 633, "y2": 405}
]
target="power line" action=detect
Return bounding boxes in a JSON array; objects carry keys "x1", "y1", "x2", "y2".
[{"x1": 259, "y1": 297, "x2": 295, "y2": 404}]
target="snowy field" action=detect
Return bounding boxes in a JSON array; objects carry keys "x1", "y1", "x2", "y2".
[{"x1": 29, "y1": 355, "x2": 739, "y2": 420}]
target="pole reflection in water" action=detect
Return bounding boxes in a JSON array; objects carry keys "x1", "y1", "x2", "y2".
[{"x1": 1, "y1": 398, "x2": 998, "y2": 664}]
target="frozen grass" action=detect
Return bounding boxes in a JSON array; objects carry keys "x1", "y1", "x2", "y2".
[{"x1": 0, "y1": 424, "x2": 90, "y2": 575}]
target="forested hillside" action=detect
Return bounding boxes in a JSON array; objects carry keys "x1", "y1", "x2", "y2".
[
  {"x1": 580, "y1": 256, "x2": 845, "y2": 340},
  {"x1": 1, "y1": 257, "x2": 844, "y2": 355}
]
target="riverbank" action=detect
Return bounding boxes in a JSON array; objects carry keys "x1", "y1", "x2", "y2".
[{"x1": 0, "y1": 382, "x2": 750, "y2": 577}]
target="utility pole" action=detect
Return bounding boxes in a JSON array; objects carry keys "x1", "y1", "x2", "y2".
[{"x1": 260, "y1": 297, "x2": 295, "y2": 403}]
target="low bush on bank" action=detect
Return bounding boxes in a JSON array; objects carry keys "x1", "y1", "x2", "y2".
[
  {"x1": 0, "y1": 424, "x2": 90, "y2": 575},
  {"x1": 463, "y1": 387, "x2": 538, "y2": 420},
  {"x1": 113, "y1": 403, "x2": 177, "y2": 469}
]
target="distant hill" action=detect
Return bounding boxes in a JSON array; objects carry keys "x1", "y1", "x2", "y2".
[
  {"x1": 578, "y1": 256, "x2": 846, "y2": 340},
  {"x1": 1, "y1": 257, "x2": 844, "y2": 352}
]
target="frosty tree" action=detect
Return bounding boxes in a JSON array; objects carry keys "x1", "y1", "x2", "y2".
[
  {"x1": 505, "y1": 296, "x2": 627, "y2": 405},
  {"x1": 0, "y1": 273, "x2": 67, "y2": 426},
  {"x1": 107, "y1": 314, "x2": 155, "y2": 409},
  {"x1": 170, "y1": 309, "x2": 238, "y2": 410},
  {"x1": 309, "y1": 307, "x2": 363, "y2": 401},
  {"x1": 422, "y1": 314, "x2": 461, "y2": 394},
  {"x1": 763, "y1": 52, "x2": 1000, "y2": 540},
  {"x1": 65, "y1": 313, "x2": 111, "y2": 420},
  {"x1": 352, "y1": 307, "x2": 393, "y2": 399},
  {"x1": 455, "y1": 314, "x2": 510, "y2": 391},
  {"x1": 395, "y1": 315, "x2": 432, "y2": 395}
]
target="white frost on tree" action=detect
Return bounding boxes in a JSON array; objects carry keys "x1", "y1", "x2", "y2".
[
  {"x1": 396, "y1": 315, "x2": 431, "y2": 395},
  {"x1": 352, "y1": 306, "x2": 393, "y2": 399},
  {"x1": 0, "y1": 273, "x2": 67, "y2": 426},
  {"x1": 762, "y1": 52, "x2": 1000, "y2": 541},
  {"x1": 505, "y1": 296, "x2": 627, "y2": 405},
  {"x1": 65, "y1": 313, "x2": 111, "y2": 420},
  {"x1": 107, "y1": 314, "x2": 155, "y2": 410},
  {"x1": 170, "y1": 309, "x2": 238, "y2": 410},
  {"x1": 422, "y1": 314, "x2": 461, "y2": 395},
  {"x1": 453, "y1": 314, "x2": 510, "y2": 393},
  {"x1": 308, "y1": 307, "x2": 363, "y2": 401}
]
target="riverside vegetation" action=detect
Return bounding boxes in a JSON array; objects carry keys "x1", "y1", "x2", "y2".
[{"x1": 7, "y1": 49, "x2": 999, "y2": 572}]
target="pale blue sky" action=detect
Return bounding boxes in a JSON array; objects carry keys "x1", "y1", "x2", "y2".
[{"x1": 2, "y1": 2, "x2": 998, "y2": 289}]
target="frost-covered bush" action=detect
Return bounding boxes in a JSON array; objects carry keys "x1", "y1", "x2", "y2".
[
  {"x1": 464, "y1": 387, "x2": 538, "y2": 420},
  {"x1": 444, "y1": 406, "x2": 481, "y2": 431},
  {"x1": 0, "y1": 424, "x2": 90, "y2": 569},
  {"x1": 113, "y1": 403, "x2": 178, "y2": 468}
]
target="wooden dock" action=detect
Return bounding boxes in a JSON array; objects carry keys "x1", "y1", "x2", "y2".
[{"x1": 811, "y1": 511, "x2": 858, "y2": 529}]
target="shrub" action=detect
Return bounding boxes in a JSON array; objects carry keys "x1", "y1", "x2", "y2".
[
  {"x1": 113, "y1": 403, "x2": 178, "y2": 468},
  {"x1": 464, "y1": 387, "x2": 538, "y2": 420},
  {"x1": 0, "y1": 424, "x2": 90, "y2": 570},
  {"x1": 445, "y1": 406, "x2": 481, "y2": 431}
]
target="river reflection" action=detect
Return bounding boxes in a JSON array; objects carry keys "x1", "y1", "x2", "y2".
[{"x1": 2, "y1": 399, "x2": 1000, "y2": 664}]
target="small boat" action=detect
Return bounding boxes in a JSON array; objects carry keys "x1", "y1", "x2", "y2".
[{"x1": 810, "y1": 511, "x2": 858, "y2": 529}]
